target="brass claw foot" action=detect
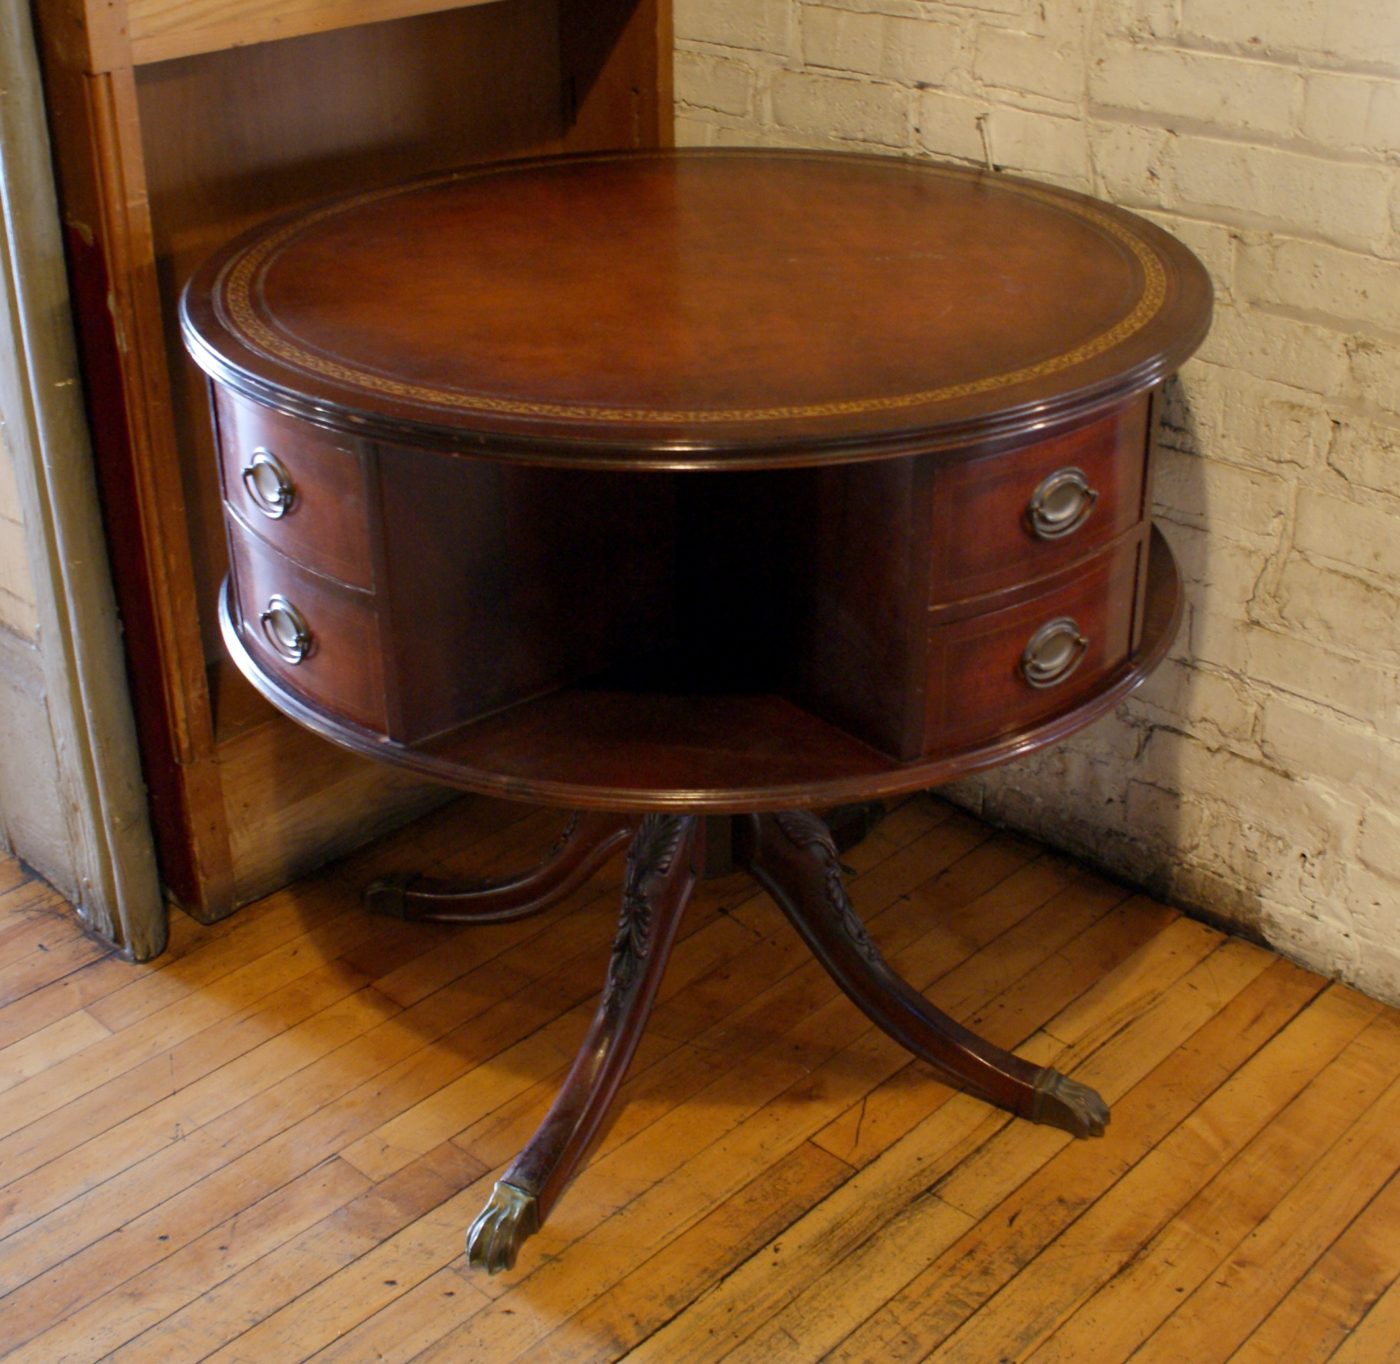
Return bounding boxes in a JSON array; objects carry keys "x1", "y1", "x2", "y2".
[
  {"x1": 465, "y1": 1181, "x2": 539, "y2": 1274},
  {"x1": 1031, "y1": 1070, "x2": 1110, "y2": 1138}
]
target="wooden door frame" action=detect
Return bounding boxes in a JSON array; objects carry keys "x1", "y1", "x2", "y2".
[{"x1": 0, "y1": 0, "x2": 163, "y2": 959}]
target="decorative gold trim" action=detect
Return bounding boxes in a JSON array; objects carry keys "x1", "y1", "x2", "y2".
[{"x1": 216, "y1": 152, "x2": 1168, "y2": 427}]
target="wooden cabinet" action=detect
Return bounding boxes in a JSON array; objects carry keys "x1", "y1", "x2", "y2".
[{"x1": 33, "y1": 0, "x2": 673, "y2": 918}]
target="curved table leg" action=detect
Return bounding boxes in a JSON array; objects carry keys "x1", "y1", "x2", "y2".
[
  {"x1": 364, "y1": 811, "x2": 638, "y2": 923},
  {"x1": 735, "y1": 810, "x2": 1108, "y2": 1140},
  {"x1": 466, "y1": 812, "x2": 703, "y2": 1272}
]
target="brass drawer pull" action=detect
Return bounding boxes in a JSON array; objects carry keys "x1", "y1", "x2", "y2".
[
  {"x1": 241, "y1": 448, "x2": 297, "y2": 519},
  {"x1": 1021, "y1": 617, "x2": 1088, "y2": 689},
  {"x1": 1027, "y1": 467, "x2": 1097, "y2": 540},
  {"x1": 258, "y1": 594, "x2": 313, "y2": 665}
]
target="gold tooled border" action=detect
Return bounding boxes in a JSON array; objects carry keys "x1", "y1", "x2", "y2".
[{"x1": 217, "y1": 151, "x2": 1168, "y2": 426}]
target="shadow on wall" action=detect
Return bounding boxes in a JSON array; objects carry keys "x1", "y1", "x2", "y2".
[{"x1": 940, "y1": 379, "x2": 1266, "y2": 938}]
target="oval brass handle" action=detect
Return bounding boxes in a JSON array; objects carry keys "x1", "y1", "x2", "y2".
[
  {"x1": 1027, "y1": 467, "x2": 1098, "y2": 541},
  {"x1": 258, "y1": 594, "x2": 313, "y2": 665},
  {"x1": 241, "y1": 448, "x2": 296, "y2": 519},
  {"x1": 1021, "y1": 616, "x2": 1088, "y2": 689}
]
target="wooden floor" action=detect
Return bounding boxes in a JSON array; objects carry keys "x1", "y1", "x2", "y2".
[{"x1": 2, "y1": 794, "x2": 1399, "y2": 1362}]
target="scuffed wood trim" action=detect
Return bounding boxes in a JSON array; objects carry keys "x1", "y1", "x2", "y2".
[
  {"x1": 32, "y1": 6, "x2": 236, "y2": 918},
  {"x1": 0, "y1": 0, "x2": 163, "y2": 955}
]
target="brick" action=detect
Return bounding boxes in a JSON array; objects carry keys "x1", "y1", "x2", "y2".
[
  {"x1": 978, "y1": 106, "x2": 1091, "y2": 184},
  {"x1": 1093, "y1": 0, "x2": 1182, "y2": 40},
  {"x1": 1153, "y1": 448, "x2": 1289, "y2": 543},
  {"x1": 1156, "y1": 739, "x2": 1353, "y2": 861},
  {"x1": 1130, "y1": 656, "x2": 1258, "y2": 739},
  {"x1": 1091, "y1": 42, "x2": 1299, "y2": 137},
  {"x1": 1238, "y1": 237, "x2": 1400, "y2": 333},
  {"x1": 1261, "y1": 897, "x2": 1362, "y2": 988},
  {"x1": 1294, "y1": 489, "x2": 1400, "y2": 584},
  {"x1": 1260, "y1": 700, "x2": 1400, "y2": 806},
  {"x1": 1344, "y1": 871, "x2": 1400, "y2": 951},
  {"x1": 1276, "y1": 557, "x2": 1400, "y2": 663},
  {"x1": 673, "y1": 115, "x2": 722, "y2": 148},
  {"x1": 975, "y1": 25, "x2": 1086, "y2": 106},
  {"x1": 800, "y1": 7, "x2": 962, "y2": 86},
  {"x1": 1217, "y1": 374, "x2": 1331, "y2": 471},
  {"x1": 1090, "y1": 122, "x2": 1173, "y2": 207},
  {"x1": 1247, "y1": 627, "x2": 1394, "y2": 727},
  {"x1": 1196, "y1": 305, "x2": 1349, "y2": 395},
  {"x1": 1328, "y1": 418, "x2": 1400, "y2": 497},
  {"x1": 1179, "y1": 0, "x2": 1330, "y2": 58},
  {"x1": 1347, "y1": 335, "x2": 1400, "y2": 417},
  {"x1": 915, "y1": 88, "x2": 992, "y2": 163},
  {"x1": 674, "y1": 50, "x2": 755, "y2": 117},
  {"x1": 1171, "y1": 137, "x2": 1392, "y2": 252},
  {"x1": 1302, "y1": 72, "x2": 1400, "y2": 155},
  {"x1": 1314, "y1": 0, "x2": 1400, "y2": 69},
  {"x1": 672, "y1": 0, "x2": 796, "y2": 56},
  {"x1": 1189, "y1": 602, "x2": 1250, "y2": 673},
  {"x1": 1349, "y1": 934, "x2": 1400, "y2": 1004},
  {"x1": 770, "y1": 70, "x2": 911, "y2": 146},
  {"x1": 1358, "y1": 808, "x2": 1400, "y2": 882}
]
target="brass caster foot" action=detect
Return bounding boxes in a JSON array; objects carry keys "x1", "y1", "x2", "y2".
[
  {"x1": 465, "y1": 1180, "x2": 539, "y2": 1274},
  {"x1": 363, "y1": 874, "x2": 415, "y2": 917},
  {"x1": 1031, "y1": 1070, "x2": 1110, "y2": 1138}
]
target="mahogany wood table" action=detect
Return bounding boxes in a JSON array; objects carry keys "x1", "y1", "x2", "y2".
[{"x1": 182, "y1": 149, "x2": 1211, "y2": 1272}]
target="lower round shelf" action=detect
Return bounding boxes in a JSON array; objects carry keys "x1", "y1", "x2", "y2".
[{"x1": 220, "y1": 527, "x2": 1182, "y2": 813}]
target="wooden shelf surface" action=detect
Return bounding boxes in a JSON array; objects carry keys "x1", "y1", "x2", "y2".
[{"x1": 124, "y1": 0, "x2": 509, "y2": 67}]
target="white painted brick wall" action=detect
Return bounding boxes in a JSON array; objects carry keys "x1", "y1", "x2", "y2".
[{"x1": 674, "y1": 0, "x2": 1400, "y2": 1003}]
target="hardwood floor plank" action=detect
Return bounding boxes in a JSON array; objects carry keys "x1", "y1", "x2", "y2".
[
  {"x1": 629, "y1": 915, "x2": 1230, "y2": 1363},
  {"x1": 1029, "y1": 1012, "x2": 1400, "y2": 1361},
  {"x1": 0, "y1": 879, "x2": 86, "y2": 960},
  {"x1": 1329, "y1": 1267, "x2": 1400, "y2": 1362},
  {"x1": 827, "y1": 953, "x2": 1324, "y2": 1363},
  {"x1": 714, "y1": 921, "x2": 1250, "y2": 1364},
  {"x1": 0, "y1": 892, "x2": 629, "y2": 1303},
  {"x1": 1132, "y1": 1024, "x2": 1400, "y2": 1362},
  {"x1": 0, "y1": 1007, "x2": 111, "y2": 1093},
  {"x1": 1234, "y1": 1168, "x2": 1400, "y2": 1363},
  {"x1": 923, "y1": 983, "x2": 1380, "y2": 1362},
  {"x1": 0, "y1": 854, "x2": 33, "y2": 898},
  {"x1": 0, "y1": 964, "x2": 402, "y2": 1243},
  {"x1": 5, "y1": 1156, "x2": 374, "y2": 1362},
  {"x1": 107, "y1": 1144, "x2": 488, "y2": 1363},
  {"x1": 0, "y1": 918, "x2": 113, "y2": 1008}
]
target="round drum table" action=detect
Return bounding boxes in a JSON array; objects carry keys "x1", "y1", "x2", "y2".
[{"x1": 182, "y1": 149, "x2": 1211, "y2": 1272}]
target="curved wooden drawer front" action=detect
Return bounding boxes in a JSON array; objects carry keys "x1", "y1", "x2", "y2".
[
  {"x1": 922, "y1": 534, "x2": 1142, "y2": 752},
  {"x1": 928, "y1": 400, "x2": 1149, "y2": 605},
  {"x1": 215, "y1": 390, "x2": 374, "y2": 590},
  {"x1": 226, "y1": 522, "x2": 387, "y2": 732}
]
